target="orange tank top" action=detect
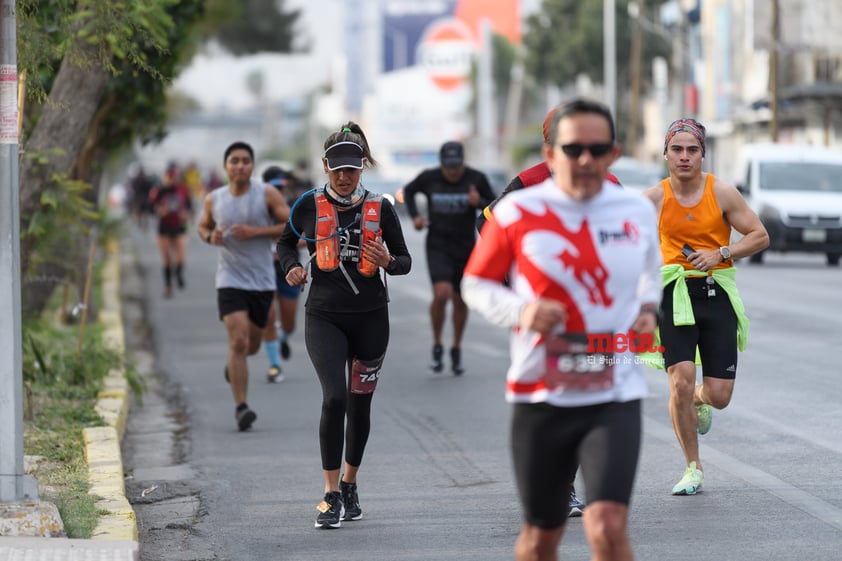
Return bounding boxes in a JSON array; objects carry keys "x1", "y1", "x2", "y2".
[{"x1": 660, "y1": 173, "x2": 732, "y2": 270}]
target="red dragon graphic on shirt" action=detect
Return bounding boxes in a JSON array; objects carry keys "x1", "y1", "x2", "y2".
[{"x1": 512, "y1": 203, "x2": 614, "y2": 334}]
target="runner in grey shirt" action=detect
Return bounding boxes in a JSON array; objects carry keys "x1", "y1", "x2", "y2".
[
  {"x1": 197, "y1": 141, "x2": 290, "y2": 431},
  {"x1": 211, "y1": 179, "x2": 277, "y2": 291}
]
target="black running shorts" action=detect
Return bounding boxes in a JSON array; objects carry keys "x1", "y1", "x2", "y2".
[
  {"x1": 425, "y1": 243, "x2": 472, "y2": 291},
  {"x1": 659, "y1": 278, "x2": 738, "y2": 379},
  {"x1": 217, "y1": 288, "x2": 274, "y2": 328},
  {"x1": 511, "y1": 400, "x2": 641, "y2": 529},
  {"x1": 157, "y1": 224, "x2": 186, "y2": 238}
]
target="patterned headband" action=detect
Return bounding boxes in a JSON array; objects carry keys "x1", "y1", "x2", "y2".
[{"x1": 664, "y1": 119, "x2": 706, "y2": 156}]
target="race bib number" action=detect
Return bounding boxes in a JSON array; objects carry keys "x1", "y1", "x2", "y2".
[{"x1": 545, "y1": 333, "x2": 614, "y2": 392}]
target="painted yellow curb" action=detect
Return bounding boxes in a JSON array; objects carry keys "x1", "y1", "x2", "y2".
[{"x1": 83, "y1": 241, "x2": 138, "y2": 542}]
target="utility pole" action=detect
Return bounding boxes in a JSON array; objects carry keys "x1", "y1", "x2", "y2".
[
  {"x1": 604, "y1": 0, "x2": 617, "y2": 119},
  {"x1": 477, "y1": 19, "x2": 495, "y2": 169},
  {"x1": 628, "y1": 0, "x2": 645, "y2": 157},
  {"x1": 0, "y1": 0, "x2": 25, "y2": 503},
  {"x1": 769, "y1": 0, "x2": 780, "y2": 142}
]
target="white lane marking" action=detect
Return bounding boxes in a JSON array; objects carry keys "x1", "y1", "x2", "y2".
[{"x1": 643, "y1": 417, "x2": 842, "y2": 531}]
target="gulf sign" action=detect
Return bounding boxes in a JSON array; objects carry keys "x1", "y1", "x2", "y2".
[
  {"x1": 416, "y1": 18, "x2": 476, "y2": 90},
  {"x1": 381, "y1": 0, "x2": 520, "y2": 91}
]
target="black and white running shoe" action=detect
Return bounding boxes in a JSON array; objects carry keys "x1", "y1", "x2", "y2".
[
  {"x1": 340, "y1": 480, "x2": 362, "y2": 521},
  {"x1": 315, "y1": 491, "x2": 344, "y2": 529}
]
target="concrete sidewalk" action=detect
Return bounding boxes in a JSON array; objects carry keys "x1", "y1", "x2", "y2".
[
  {"x1": 0, "y1": 242, "x2": 139, "y2": 561},
  {"x1": 0, "y1": 537, "x2": 138, "y2": 559}
]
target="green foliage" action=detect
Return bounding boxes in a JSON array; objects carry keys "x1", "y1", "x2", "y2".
[
  {"x1": 122, "y1": 361, "x2": 146, "y2": 406},
  {"x1": 21, "y1": 150, "x2": 99, "y2": 274},
  {"x1": 209, "y1": 0, "x2": 302, "y2": 56},
  {"x1": 22, "y1": 318, "x2": 116, "y2": 538},
  {"x1": 21, "y1": 238, "x2": 143, "y2": 538},
  {"x1": 524, "y1": 0, "x2": 669, "y2": 89},
  {"x1": 49, "y1": 466, "x2": 102, "y2": 538},
  {"x1": 16, "y1": 0, "x2": 181, "y2": 102},
  {"x1": 25, "y1": 375, "x2": 103, "y2": 538},
  {"x1": 27, "y1": 457, "x2": 100, "y2": 538},
  {"x1": 491, "y1": 33, "x2": 517, "y2": 96},
  {"x1": 99, "y1": 0, "x2": 207, "y2": 150},
  {"x1": 23, "y1": 319, "x2": 124, "y2": 388}
]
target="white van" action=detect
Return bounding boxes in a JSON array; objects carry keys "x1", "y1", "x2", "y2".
[{"x1": 734, "y1": 143, "x2": 842, "y2": 265}]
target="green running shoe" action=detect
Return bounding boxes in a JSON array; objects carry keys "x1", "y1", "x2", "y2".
[
  {"x1": 696, "y1": 403, "x2": 713, "y2": 435},
  {"x1": 671, "y1": 461, "x2": 704, "y2": 495}
]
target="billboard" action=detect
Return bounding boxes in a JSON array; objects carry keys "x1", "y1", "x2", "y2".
[
  {"x1": 382, "y1": 0, "x2": 520, "y2": 89},
  {"x1": 373, "y1": 0, "x2": 520, "y2": 179}
]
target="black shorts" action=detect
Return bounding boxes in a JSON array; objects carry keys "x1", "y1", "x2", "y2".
[
  {"x1": 157, "y1": 224, "x2": 186, "y2": 237},
  {"x1": 217, "y1": 288, "x2": 274, "y2": 328},
  {"x1": 660, "y1": 278, "x2": 738, "y2": 379},
  {"x1": 425, "y1": 244, "x2": 471, "y2": 291},
  {"x1": 511, "y1": 400, "x2": 641, "y2": 529}
]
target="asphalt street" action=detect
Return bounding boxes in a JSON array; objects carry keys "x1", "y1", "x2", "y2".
[{"x1": 120, "y1": 212, "x2": 842, "y2": 561}]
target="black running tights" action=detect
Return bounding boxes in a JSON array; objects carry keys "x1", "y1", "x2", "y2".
[{"x1": 305, "y1": 307, "x2": 390, "y2": 470}]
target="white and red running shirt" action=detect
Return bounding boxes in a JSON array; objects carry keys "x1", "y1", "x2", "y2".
[{"x1": 462, "y1": 179, "x2": 662, "y2": 407}]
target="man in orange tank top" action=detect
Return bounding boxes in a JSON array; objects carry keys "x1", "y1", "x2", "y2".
[{"x1": 643, "y1": 119, "x2": 769, "y2": 496}]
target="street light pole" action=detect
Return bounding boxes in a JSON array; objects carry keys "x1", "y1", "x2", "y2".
[{"x1": 0, "y1": 0, "x2": 25, "y2": 503}]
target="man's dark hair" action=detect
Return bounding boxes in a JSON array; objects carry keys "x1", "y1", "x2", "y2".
[
  {"x1": 223, "y1": 141, "x2": 254, "y2": 163},
  {"x1": 546, "y1": 98, "x2": 616, "y2": 146}
]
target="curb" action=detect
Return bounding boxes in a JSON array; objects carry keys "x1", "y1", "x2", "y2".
[{"x1": 82, "y1": 240, "x2": 138, "y2": 542}]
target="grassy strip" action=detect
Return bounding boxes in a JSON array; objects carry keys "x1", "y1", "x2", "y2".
[{"x1": 22, "y1": 303, "x2": 132, "y2": 538}]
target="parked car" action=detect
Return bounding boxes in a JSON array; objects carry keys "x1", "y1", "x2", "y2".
[
  {"x1": 609, "y1": 157, "x2": 664, "y2": 191},
  {"x1": 734, "y1": 143, "x2": 842, "y2": 266}
]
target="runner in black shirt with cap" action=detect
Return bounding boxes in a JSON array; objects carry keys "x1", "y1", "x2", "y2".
[
  {"x1": 276, "y1": 122, "x2": 411, "y2": 529},
  {"x1": 403, "y1": 141, "x2": 495, "y2": 375}
]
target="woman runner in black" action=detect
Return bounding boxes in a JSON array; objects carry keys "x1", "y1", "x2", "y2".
[{"x1": 276, "y1": 122, "x2": 411, "y2": 529}]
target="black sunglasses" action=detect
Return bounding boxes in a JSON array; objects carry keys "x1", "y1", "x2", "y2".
[{"x1": 556, "y1": 143, "x2": 615, "y2": 158}]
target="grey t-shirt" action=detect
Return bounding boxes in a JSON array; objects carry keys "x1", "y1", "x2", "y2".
[{"x1": 211, "y1": 180, "x2": 275, "y2": 291}]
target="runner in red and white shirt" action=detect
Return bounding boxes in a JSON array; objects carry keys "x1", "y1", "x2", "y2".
[
  {"x1": 462, "y1": 99, "x2": 661, "y2": 561},
  {"x1": 475, "y1": 103, "x2": 621, "y2": 234}
]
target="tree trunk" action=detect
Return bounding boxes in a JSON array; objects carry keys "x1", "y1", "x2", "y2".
[{"x1": 19, "y1": 55, "x2": 110, "y2": 316}]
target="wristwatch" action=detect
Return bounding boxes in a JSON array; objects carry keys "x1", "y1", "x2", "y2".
[{"x1": 719, "y1": 246, "x2": 731, "y2": 261}]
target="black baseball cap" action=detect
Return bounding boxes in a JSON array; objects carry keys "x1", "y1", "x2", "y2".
[
  {"x1": 440, "y1": 141, "x2": 464, "y2": 168},
  {"x1": 324, "y1": 141, "x2": 364, "y2": 171}
]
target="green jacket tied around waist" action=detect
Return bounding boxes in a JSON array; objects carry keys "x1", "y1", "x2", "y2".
[{"x1": 639, "y1": 264, "x2": 748, "y2": 369}]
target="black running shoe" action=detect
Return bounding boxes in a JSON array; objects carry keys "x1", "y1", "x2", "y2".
[
  {"x1": 430, "y1": 344, "x2": 444, "y2": 373},
  {"x1": 315, "y1": 491, "x2": 344, "y2": 529},
  {"x1": 340, "y1": 480, "x2": 362, "y2": 521},
  {"x1": 450, "y1": 347, "x2": 465, "y2": 376},
  {"x1": 235, "y1": 406, "x2": 256, "y2": 431},
  {"x1": 280, "y1": 339, "x2": 291, "y2": 360}
]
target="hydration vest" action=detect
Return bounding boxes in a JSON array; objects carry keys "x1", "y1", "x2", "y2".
[{"x1": 314, "y1": 191, "x2": 383, "y2": 277}]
